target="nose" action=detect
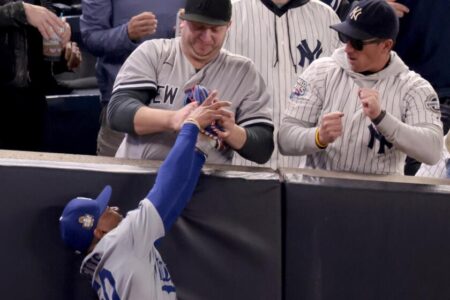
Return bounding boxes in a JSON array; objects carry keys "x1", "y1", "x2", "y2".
[
  {"x1": 344, "y1": 42, "x2": 354, "y2": 54},
  {"x1": 199, "y1": 28, "x2": 213, "y2": 42}
]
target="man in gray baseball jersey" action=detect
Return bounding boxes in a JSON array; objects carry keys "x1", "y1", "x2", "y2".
[
  {"x1": 60, "y1": 98, "x2": 231, "y2": 299},
  {"x1": 107, "y1": 0, "x2": 274, "y2": 165},
  {"x1": 225, "y1": 0, "x2": 341, "y2": 169},
  {"x1": 278, "y1": 0, "x2": 443, "y2": 175}
]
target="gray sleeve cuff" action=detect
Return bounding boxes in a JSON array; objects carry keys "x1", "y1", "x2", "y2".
[
  {"x1": 107, "y1": 89, "x2": 153, "y2": 134},
  {"x1": 237, "y1": 124, "x2": 274, "y2": 164}
]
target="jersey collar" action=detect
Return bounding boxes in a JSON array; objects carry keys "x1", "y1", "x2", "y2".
[{"x1": 260, "y1": 0, "x2": 310, "y2": 17}]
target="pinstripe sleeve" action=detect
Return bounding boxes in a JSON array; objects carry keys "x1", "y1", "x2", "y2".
[
  {"x1": 376, "y1": 76, "x2": 443, "y2": 165},
  {"x1": 278, "y1": 60, "x2": 327, "y2": 156}
]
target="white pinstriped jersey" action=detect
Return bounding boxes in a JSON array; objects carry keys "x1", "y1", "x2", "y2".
[
  {"x1": 279, "y1": 48, "x2": 443, "y2": 175},
  {"x1": 81, "y1": 200, "x2": 176, "y2": 300},
  {"x1": 112, "y1": 38, "x2": 273, "y2": 164},
  {"x1": 416, "y1": 135, "x2": 450, "y2": 178},
  {"x1": 320, "y1": 0, "x2": 343, "y2": 11},
  {"x1": 225, "y1": 0, "x2": 341, "y2": 169}
]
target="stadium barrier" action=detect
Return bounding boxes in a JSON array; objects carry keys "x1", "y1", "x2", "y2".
[{"x1": 0, "y1": 152, "x2": 448, "y2": 299}]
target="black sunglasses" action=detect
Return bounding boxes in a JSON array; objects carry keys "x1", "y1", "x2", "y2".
[{"x1": 338, "y1": 33, "x2": 383, "y2": 51}]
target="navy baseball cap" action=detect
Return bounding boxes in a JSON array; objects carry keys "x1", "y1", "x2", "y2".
[
  {"x1": 330, "y1": 0, "x2": 399, "y2": 41},
  {"x1": 180, "y1": 0, "x2": 232, "y2": 26},
  {"x1": 59, "y1": 185, "x2": 112, "y2": 254}
]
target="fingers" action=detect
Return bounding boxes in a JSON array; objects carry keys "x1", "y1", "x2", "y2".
[
  {"x1": 60, "y1": 22, "x2": 71, "y2": 45},
  {"x1": 45, "y1": 10, "x2": 65, "y2": 37},
  {"x1": 64, "y1": 41, "x2": 72, "y2": 61},
  {"x1": 37, "y1": 23, "x2": 51, "y2": 40},
  {"x1": 134, "y1": 11, "x2": 157, "y2": 21},
  {"x1": 65, "y1": 42, "x2": 82, "y2": 70},
  {"x1": 185, "y1": 101, "x2": 199, "y2": 111},
  {"x1": 208, "y1": 100, "x2": 231, "y2": 110},
  {"x1": 202, "y1": 90, "x2": 218, "y2": 106},
  {"x1": 358, "y1": 88, "x2": 382, "y2": 119},
  {"x1": 386, "y1": 0, "x2": 409, "y2": 17},
  {"x1": 128, "y1": 12, "x2": 158, "y2": 39}
]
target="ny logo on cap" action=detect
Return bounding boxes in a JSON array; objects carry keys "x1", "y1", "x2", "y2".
[
  {"x1": 79, "y1": 214, "x2": 95, "y2": 229},
  {"x1": 349, "y1": 6, "x2": 363, "y2": 21}
]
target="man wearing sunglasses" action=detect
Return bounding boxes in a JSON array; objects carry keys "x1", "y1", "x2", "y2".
[{"x1": 278, "y1": 0, "x2": 443, "y2": 175}]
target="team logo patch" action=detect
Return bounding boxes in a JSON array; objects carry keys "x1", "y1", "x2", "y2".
[
  {"x1": 297, "y1": 39, "x2": 323, "y2": 67},
  {"x1": 290, "y1": 78, "x2": 309, "y2": 99},
  {"x1": 349, "y1": 6, "x2": 363, "y2": 21},
  {"x1": 424, "y1": 96, "x2": 440, "y2": 113},
  {"x1": 79, "y1": 214, "x2": 95, "y2": 230},
  {"x1": 367, "y1": 124, "x2": 393, "y2": 154}
]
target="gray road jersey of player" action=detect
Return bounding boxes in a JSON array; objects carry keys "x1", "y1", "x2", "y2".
[
  {"x1": 279, "y1": 47, "x2": 442, "y2": 175},
  {"x1": 112, "y1": 37, "x2": 273, "y2": 164},
  {"x1": 225, "y1": 0, "x2": 341, "y2": 169},
  {"x1": 80, "y1": 200, "x2": 176, "y2": 300}
]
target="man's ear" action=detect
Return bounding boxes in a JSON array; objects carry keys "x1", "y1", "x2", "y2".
[{"x1": 384, "y1": 39, "x2": 394, "y2": 52}]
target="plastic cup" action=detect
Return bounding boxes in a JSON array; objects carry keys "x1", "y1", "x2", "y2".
[{"x1": 43, "y1": 26, "x2": 64, "y2": 61}]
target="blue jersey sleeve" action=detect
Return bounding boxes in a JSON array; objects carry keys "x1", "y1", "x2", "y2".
[{"x1": 146, "y1": 123, "x2": 205, "y2": 231}]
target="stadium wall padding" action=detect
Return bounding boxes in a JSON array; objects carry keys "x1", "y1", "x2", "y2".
[
  {"x1": 282, "y1": 169, "x2": 450, "y2": 300},
  {"x1": 0, "y1": 154, "x2": 449, "y2": 300},
  {"x1": 0, "y1": 158, "x2": 281, "y2": 300}
]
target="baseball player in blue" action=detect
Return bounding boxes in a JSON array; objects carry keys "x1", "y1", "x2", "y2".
[{"x1": 59, "y1": 96, "x2": 230, "y2": 299}]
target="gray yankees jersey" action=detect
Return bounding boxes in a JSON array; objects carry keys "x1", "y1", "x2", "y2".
[
  {"x1": 112, "y1": 37, "x2": 273, "y2": 164},
  {"x1": 225, "y1": 0, "x2": 341, "y2": 169},
  {"x1": 81, "y1": 200, "x2": 175, "y2": 300},
  {"x1": 279, "y1": 47, "x2": 443, "y2": 175}
]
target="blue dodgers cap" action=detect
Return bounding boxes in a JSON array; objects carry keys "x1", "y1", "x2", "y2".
[
  {"x1": 59, "y1": 186, "x2": 112, "y2": 253},
  {"x1": 330, "y1": 0, "x2": 399, "y2": 40}
]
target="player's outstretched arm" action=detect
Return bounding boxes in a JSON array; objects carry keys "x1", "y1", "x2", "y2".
[{"x1": 146, "y1": 99, "x2": 230, "y2": 231}]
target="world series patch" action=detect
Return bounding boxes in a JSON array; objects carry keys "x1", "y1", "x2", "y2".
[
  {"x1": 424, "y1": 95, "x2": 440, "y2": 113},
  {"x1": 290, "y1": 78, "x2": 309, "y2": 99}
]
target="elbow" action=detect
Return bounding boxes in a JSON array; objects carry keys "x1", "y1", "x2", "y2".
[
  {"x1": 106, "y1": 102, "x2": 121, "y2": 132},
  {"x1": 277, "y1": 129, "x2": 291, "y2": 155},
  {"x1": 420, "y1": 151, "x2": 442, "y2": 166},
  {"x1": 253, "y1": 142, "x2": 274, "y2": 164},
  {"x1": 414, "y1": 134, "x2": 443, "y2": 165}
]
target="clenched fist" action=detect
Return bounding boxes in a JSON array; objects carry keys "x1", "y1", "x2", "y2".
[
  {"x1": 127, "y1": 12, "x2": 158, "y2": 41},
  {"x1": 318, "y1": 111, "x2": 344, "y2": 145},
  {"x1": 359, "y1": 88, "x2": 382, "y2": 120}
]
